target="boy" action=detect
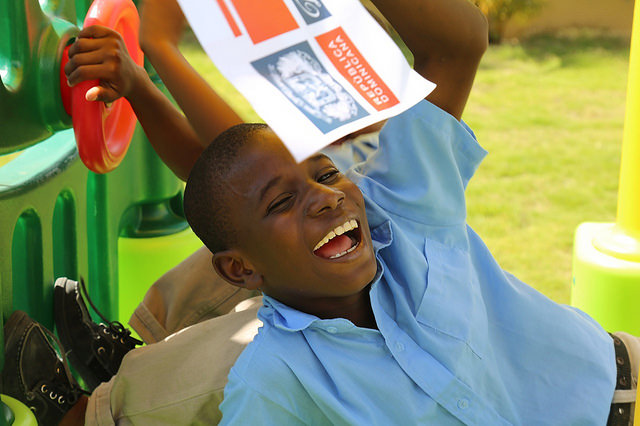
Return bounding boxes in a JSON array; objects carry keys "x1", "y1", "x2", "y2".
[{"x1": 2, "y1": 1, "x2": 637, "y2": 425}]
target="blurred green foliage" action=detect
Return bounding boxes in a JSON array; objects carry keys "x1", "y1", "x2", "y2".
[{"x1": 474, "y1": 0, "x2": 545, "y2": 43}]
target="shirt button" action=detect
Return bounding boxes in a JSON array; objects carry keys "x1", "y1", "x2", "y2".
[
  {"x1": 457, "y1": 398, "x2": 469, "y2": 410},
  {"x1": 395, "y1": 342, "x2": 405, "y2": 351},
  {"x1": 326, "y1": 327, "x2": 338, "y2": 334}
]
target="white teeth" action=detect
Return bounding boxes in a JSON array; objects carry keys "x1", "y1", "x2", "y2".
[
  {"x1": 329, "y1": 244, "x2": 358, "y2": 259},
  {"x1": 313, "y1": 220, "x2": 359, "y2": 251}
]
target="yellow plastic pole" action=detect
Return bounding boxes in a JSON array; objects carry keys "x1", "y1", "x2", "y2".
[
  {"x1": 593, "y1": 0, "x2": 640, "y2": 262},
  {"x1": 635, "y1": 385, "x2": 639, "y2": 425},
  {"x1": 618, "y1": 0, "x2": 640, "y2": 234},
  {"x1": 571, "y1": 1, "x2": 640, "y2": 334}
]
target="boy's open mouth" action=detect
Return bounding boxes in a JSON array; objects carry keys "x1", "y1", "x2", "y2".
[{"x1": 313, "y1": 219, "x2": 361, "y2": 259}]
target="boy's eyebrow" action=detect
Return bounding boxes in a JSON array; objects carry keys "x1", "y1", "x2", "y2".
[
  {"x1": 257, "y1": 153, "x2": 331, "y2": 202},
  {"x1": 308, "y1": 153, "x2": 330, "y2": 163},
  {"x1": 259, "y1": 176, "x2": 282, "y2": 203}
]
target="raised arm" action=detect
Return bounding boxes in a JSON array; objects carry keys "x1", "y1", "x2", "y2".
[
  {"x1": 369, "y1": 0, "x2": 488, "y2": 120},
  {"x1": 138, "y1": 0, "x2": 243, "y2": 145},
  {"x1": 65, "y1": 0, "x2": 244, "y2": 181},
  {"x1": 65, "y1": 25, "x2": 204, "y2": 180}
]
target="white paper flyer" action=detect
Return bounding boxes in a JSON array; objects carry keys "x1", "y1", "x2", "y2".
[{"x1": 177, "y1": 0, "x2": 436, "y2": 161}]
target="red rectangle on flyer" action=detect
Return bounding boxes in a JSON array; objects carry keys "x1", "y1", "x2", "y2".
[
  {"x1": 316, "y1": 27, "x2": 399, "y2": 111},
  {"x1": 230, "y1": 0, "x2": 299, "y2": 44},
  {"x1": 216, "y1": 0, "x2": 242, "y2": 37}
]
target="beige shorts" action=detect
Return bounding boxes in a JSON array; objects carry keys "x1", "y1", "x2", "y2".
[
  {"x1": 86, "y1": 246, "x2": 260, "y2": 425},
  {"x1": 128, "y1": 246, "x2": 259, "y2": 344},
  {"x1": 86, "y1": 296, "x2": 263, "y2": 425}
]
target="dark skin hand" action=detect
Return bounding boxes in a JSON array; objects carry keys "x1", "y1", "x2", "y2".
[
  {"x1": 65, "y1": 25, "x2": 205, "y2": 181},
  {"x1": 65, "y1": 25, "x2": 147, "y2": 103}
]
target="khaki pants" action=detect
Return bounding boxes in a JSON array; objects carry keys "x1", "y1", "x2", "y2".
[
  {"x1": 128, "y1": 246, "x2": 259, "y2": 345},
  {"x1": 86, "y1": 247, "x2": 260, "y2": 425}
]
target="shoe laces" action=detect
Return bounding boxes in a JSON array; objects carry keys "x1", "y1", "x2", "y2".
[
  {"x1": 79, "y1": 278, "x2": 143, "y2": 346},
  {"x1": 39, "y1": 325, "x2": 91, "y2": 400}
]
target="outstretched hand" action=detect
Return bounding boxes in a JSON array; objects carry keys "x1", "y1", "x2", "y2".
[{"x1": 65, "y1": 25, "x2": 147, "y2": 103}]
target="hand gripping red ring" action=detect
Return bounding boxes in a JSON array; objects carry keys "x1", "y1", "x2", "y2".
[{"x1": 60, "y1": 0, "x2": 143, "y2": 174}]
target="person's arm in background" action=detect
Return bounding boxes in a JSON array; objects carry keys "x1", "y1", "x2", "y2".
[
  {"x1": 65, "y1": 0, "x2": 245, "y2": 180},
  {"x1": 369, "y1": 0, "x2": 488, "y2": 120},
  {"x1": 138, "y1": 0, "x2": 243, "y2": 145},
  {"x1": 65, "y1": 25, "x2": 206, "y2": 181}
]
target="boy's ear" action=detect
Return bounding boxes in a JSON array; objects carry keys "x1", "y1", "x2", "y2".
[{"x1": 211, "y1": 250, "x2": 263, "y2": 290}]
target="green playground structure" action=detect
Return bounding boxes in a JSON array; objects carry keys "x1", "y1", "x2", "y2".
[
  {"x1": 571, "y1": 0, "x2": 640, "y2": 336},
  {"x1": 0, "y1": 0, "x2": 200, "y2": 422}
]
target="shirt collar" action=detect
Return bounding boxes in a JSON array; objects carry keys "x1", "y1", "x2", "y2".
[{"x1": 370, "y1": 219, "x2": 392, "y2": 252}]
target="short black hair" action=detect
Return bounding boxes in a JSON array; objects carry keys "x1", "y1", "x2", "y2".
[{"x1": 184, "y1": 123, "x2": 269, "y2": 253}]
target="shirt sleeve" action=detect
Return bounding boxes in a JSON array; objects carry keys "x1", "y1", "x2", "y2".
[
  {"x1": 220, "y1": 370, "x2": 307, "y2": 426},
  {"x1": 322, "y1": 132, "x2": 380, "y2": 172},
  {"x1": 349, "y1": 100, "x2": 487, "y2": 226}
]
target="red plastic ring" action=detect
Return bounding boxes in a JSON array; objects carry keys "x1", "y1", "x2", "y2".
[{"x1": 61, "y1": 0, "x2": 143, "y2": 174}]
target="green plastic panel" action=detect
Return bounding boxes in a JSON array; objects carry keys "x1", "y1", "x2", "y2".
[
  {"x1": 118, "y1": 229, "x2": 202, "y2": 335},
  {"x1": 1, "y1": 394, "x2": 37, "y2": 426},
  {"x1": 0, "y1": 0, "x2": 200, "y2": 420},
  {"x1": 0, "y1": 0, "x2": 79, "y2": 154}
]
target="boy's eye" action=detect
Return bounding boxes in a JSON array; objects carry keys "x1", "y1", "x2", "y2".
[
  {"x1": 267, "y1": 194, "x2": 294, "y2": 215},
  {"x1": 317, "y1": 169, "x2": 340, "y2": 184}
]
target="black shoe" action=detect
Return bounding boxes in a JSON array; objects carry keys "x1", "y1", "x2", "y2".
[
  {"x1": 54, "y1": 277, "x2": 142, "y2": 391},
  {"x1": 2, "y1": 310, "x2": 88, "y2": 425}
]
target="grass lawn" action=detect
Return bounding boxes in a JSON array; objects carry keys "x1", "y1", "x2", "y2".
[{"x1": 180, "y1": 31, "x2": 631, "y2": 304}]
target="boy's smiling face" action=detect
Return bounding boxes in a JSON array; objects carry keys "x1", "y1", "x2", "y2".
[{"x1": 219, "y1": 129, "x2": 377, "y2": 317}]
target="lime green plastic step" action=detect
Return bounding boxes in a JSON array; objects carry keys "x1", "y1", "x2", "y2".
[{"x1": 571, "y1": 222, "x2": 640, "y2": 335}]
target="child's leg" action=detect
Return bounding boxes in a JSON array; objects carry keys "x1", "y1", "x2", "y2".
[
  {"x1": 129, "y1": 246, "x2": 259, "y2": 343},
  {"x1": 610, "y1": 332, "x2": 639, "y2": 425},
  {"x1": 85, "y1": 297, "x2": 262, "y2": 424}
]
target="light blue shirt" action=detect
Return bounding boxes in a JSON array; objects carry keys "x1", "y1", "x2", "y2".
[{"x1": 220, "y1": 100, "x2": 616, "y2": 425}]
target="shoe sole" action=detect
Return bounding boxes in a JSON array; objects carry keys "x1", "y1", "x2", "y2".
[{"x1": 53, "y1": 277, "x2": 102, "y2": 391}]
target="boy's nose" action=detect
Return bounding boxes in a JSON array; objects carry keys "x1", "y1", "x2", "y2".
[{"x1": 305, "y1": 184, "x2": 345, "y2": 217}]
